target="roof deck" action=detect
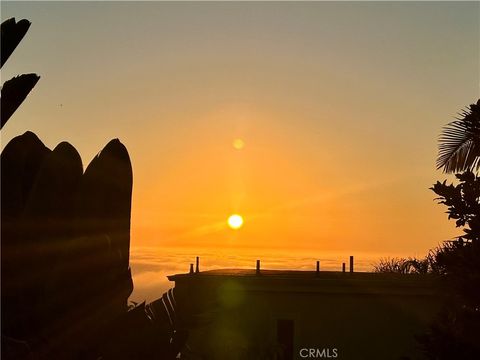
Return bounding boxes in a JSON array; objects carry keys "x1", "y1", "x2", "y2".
[{"x1": 168, "y1": 269, "x2": 440, "y2": 296}]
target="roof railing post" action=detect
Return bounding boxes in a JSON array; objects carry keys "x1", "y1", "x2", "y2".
[
  {"x1": 316, "y1": 260, "x2": 320, "y2": 276},
  {"x1": 342, "y1": 262, "x2": 346, "y2": 273},
  {"x1": 349, "y1": 255, "x2": 354, "y2": 273},
  {"x1": 256, "y1": 259, "x2": 260, "y2": 275},
  {"x1": 195, "y1": 256, "x2": 200, "y2": 273}
]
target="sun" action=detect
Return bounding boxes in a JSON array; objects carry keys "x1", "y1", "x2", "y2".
[{"x1": 227, "y1": 214, "x2": 244, "y2": 229}]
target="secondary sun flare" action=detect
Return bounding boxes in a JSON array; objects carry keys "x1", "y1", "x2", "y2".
[
  {"x1": 227, "y1": 214, "x2": 244, "y2": 229},
  {"x1": 233, "y1": 138, "x2": 245, "y2": 150}
]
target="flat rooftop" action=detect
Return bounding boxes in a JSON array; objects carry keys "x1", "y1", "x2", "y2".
[
  {"x1": 168, "y1": 268, "x2": 437, "y2": 281},
  {"x1": 168, "y1": 269, "x2": 439, "y2": 296}
]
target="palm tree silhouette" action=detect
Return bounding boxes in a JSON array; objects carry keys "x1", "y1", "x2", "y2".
[{"x1": 437, "y1": 99, "x2": 480, "y2": 173}]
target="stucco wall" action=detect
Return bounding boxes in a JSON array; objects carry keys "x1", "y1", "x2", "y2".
[{"x1": 171, "y1": 272, "x2": 442, "y2": 360}]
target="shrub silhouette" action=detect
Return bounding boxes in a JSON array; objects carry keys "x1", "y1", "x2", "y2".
[{"x1": 419, "y1": 102, "x2": 480, "y2": 359}]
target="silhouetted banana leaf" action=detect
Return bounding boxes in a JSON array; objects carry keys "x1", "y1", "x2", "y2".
[
  {"x1": 97, "y1": 289, "x2": 188, "y2": 359},
  {"x1": 1, "y1": 131, "x2": 51, "y2": 340},
  {"x1": 1, "y1": 18, "x2": 31, "y2": 67},
  {"x1": 437, "y1": 99, "x2": 480, "y2": 173},
  {"x1": 95, "y1": 287, "x2": 217, "y2": 359},
  {"x1": 21, "y1": 142, "x2": 83, "y2": 336},
  {"x1": 75, "y1": 139, "x2": 132, "y2": 269},
  {"x1": 148, "y1": 286, "x2": 217, "y2": 357},
  {"x1": 148, "y1": 287, "x2": 215, "y2": 331},
  {"x1": 1, "y1": 74, "x2": 40, "y2": 129},
  {"x1": 70, "y1": 138, "x2": 133, "y2": 326}
]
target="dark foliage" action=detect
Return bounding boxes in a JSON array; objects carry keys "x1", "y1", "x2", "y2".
[
  {"x1": 1, "y1": 74, "x2": 40, "y2": 128},
  {"x1": 1, "y1": 17, "x2": 31, "y2": 67},
  {"x1": 1, "y1": 133, "x2": 135, "y2": 359},
  {"x1": 98, "y1": 288, "x2": 201, "y2": 360},
  {"x1": 0, "y1": 126, "x2": 203, "y2": 360},
  {"x1": 1, "y1": 18, "x2": 39, "y2": 129},
  {"x1": 431, "y1": 171, "x2": 480, "y2": 243},
  {"x1": 419, "y1": 171, "x2": 480, "y2": 359},
  {"x1": 0, "y1": 16, "x2": 203, "y2": 359},
  {"x1": 373, "y1": 253, "x2": 440, "y2": 275}
]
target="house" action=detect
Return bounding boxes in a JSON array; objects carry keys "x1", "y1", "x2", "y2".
[{"x1": 168, "y1": 261, "x2": 442, "y2": 360}]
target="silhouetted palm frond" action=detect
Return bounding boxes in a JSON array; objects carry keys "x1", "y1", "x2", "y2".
[
  {"x1": 1, "y1": 74, "x2": 40, "y2": 129},
  {"x1": 437, "y1": 100, "x2": 480, "y2": 173}
]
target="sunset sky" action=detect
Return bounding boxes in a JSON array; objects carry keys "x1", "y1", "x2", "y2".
[{"x1": 2, "y1": 1, "x2": 479, "y2": 257}]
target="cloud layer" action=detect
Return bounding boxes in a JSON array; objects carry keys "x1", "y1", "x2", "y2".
[{"x1": 129, "y1": 246, "x2": 396, "y2": 302}]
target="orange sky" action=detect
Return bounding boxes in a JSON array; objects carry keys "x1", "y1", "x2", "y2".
[{"x1": 1, "y1": 1, "x2": 478, "y2": 256}]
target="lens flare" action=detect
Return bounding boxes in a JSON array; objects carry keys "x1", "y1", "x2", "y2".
[{"x1": 233, "y1": 139, "x2": 245, "y2": 150}]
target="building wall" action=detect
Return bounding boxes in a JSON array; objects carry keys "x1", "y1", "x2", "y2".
[{"x1": 172, "y1": 273, "x2": 442, "y2": 360}]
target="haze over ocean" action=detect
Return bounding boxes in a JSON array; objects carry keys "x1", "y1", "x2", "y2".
[{"x1": 130, "y1": 246, "x2": 412, "y2": 302}]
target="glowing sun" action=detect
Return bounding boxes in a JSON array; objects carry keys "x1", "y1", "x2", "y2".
[{"x1": 227, "y1": 214, "x2": 244, "y2": 229}]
